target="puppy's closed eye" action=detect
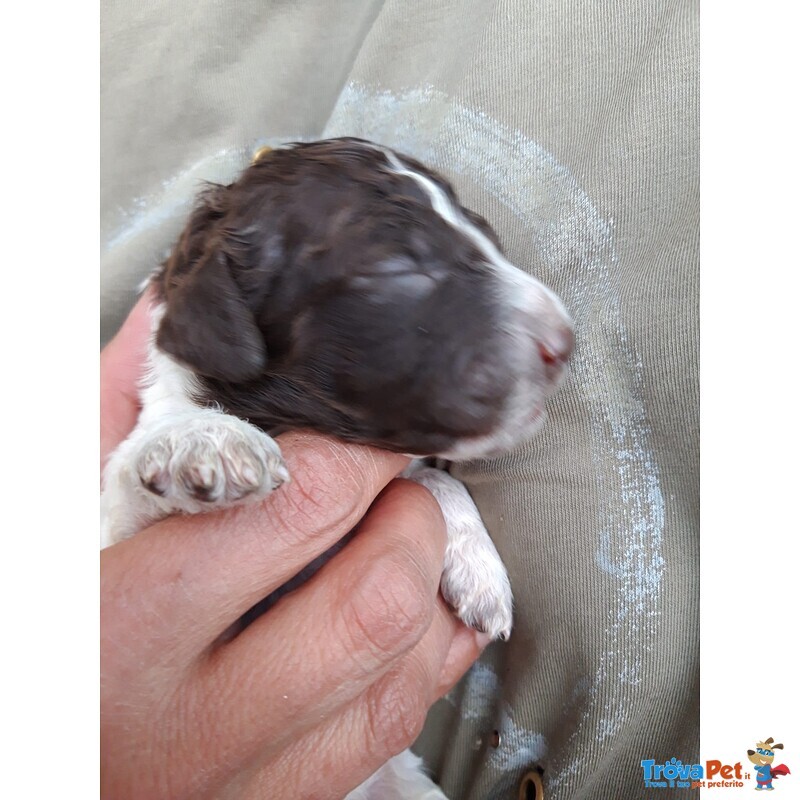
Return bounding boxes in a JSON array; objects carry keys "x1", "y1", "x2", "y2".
[{"x1": 350, "y1": 256, "x2": 442, "y2": 302}]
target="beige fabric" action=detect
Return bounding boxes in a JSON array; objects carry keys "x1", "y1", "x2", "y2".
[{"x1": 101, "y1": 2, "x2": 699, "y2": 797}]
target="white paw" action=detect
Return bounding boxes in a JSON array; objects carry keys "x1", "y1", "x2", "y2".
[
  {"x1": 440, "y1": 525, "x2": 514, "y2": 641},
  {"x1": 402, "y1": 465, "x2": 513, "y2": 641},
  {"x1": 135, "y1": 413, "x2": 289, "y2": 513}
]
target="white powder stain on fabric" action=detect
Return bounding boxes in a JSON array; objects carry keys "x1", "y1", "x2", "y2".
[
  {"x1": 104, "y1": 137, "x2": 300, "y2": 253},
  {"x1": 444, "y1": 663, "x2": 548, "y2": 773},
  {"x1": 444, "y1": 662, "x2": 500, "y2": 721},
  {"x1": 106, "y1": 147, "x2": 236, "y2": 251},
  {"x1": 489, "y1": 707, "x2": 548, "y2": 773}
]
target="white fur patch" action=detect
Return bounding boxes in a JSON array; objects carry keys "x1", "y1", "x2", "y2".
[
  {"x1": 346, "y1": 750, "x2": 449, "y2": 800},
  {"x1": 403, "y1": 463, "x2": 513, "y2": 640},
  {"x1": 100, "y1": 301, "x2": 288, "y2": 547},
  {"x1": 376, "y1": 146, "x2": 570, "y2": 322}
]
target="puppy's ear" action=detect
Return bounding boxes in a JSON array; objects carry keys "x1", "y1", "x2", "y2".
[{"x1": 157, "y1": 247, "x2": 267, "y2": 382}]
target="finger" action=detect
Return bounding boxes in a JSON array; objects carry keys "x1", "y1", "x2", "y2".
[
  {"x1": 436, "y1": 624, "x2": 490, "y2": 697},
  {"x1": 100, "y1": 290, "x2": 153, "y2": 467},
  {"x1": 114, "y1": 432, "x2": 411, "y2": 643},
  {"x1": 195, "y1": 480, "x2": 448, "y2": 753},
  {"x1": 237, "y1": 598, "x2": 482, "y2": 799}
]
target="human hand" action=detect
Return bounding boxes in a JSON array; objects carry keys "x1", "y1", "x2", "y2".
[{"x1": 100, "y1": 296, "x2": 487, "y2": 799}]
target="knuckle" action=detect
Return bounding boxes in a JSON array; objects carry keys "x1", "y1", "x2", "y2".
[
  {"x1": 343, "y1": 547, "x2": 436, "y2": 666},
  {"x1": 364, "y1": 667, "x2": 430, "y2": 759}
]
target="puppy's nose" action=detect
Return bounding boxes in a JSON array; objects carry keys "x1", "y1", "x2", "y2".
[
  {"x1": 515, "y1": 277, "x2": 574, "y2": 372},
  {"x1": 538, "y1": 324, "x2": 574, "y2": 366}
]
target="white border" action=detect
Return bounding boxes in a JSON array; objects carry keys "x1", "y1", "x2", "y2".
[
  {"x1": 1, "y1": 2, "x2": 98, "y2": 795},
  {"x1": 701, "y1": 3, "x2": 799, "y2": 795}
]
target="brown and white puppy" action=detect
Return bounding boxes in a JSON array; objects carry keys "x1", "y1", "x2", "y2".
[{"x1": 100, "y1": 137, "x2": 573, "y2": 799}]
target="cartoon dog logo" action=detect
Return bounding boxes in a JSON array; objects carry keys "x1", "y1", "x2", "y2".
[{"x1": 747, "y1": 738, "x2": 791, "y2": 791}]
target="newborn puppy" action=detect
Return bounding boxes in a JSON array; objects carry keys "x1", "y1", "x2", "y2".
[{"x1": 101, "y1": 137, "x2": 573, "y2": 799}]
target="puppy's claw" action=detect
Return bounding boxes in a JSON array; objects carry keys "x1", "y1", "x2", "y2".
[
  {"x1": 271, "y1": 461, "x2": 291, "y2": 486},
  {"x1": 443, "y1": 581, "x2": 514, "y2": 642}
]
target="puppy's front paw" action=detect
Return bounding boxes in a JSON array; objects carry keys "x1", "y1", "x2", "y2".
[
  {"x1": 136, "y1": 413, "x2": 289, "y2": 513},
  {"x1": 403, "y1": 465, "x2": 514, "y2": 642},
  {"x1": 440, "y1": 525, "x2": 514, "y2": 641}
]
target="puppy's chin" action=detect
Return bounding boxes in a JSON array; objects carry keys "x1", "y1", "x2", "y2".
[{"x1": 434, "y1": 406, "x2": 548, "y2": 462}]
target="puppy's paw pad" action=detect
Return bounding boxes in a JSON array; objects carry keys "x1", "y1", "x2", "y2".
[{"x1": 134, "y1": 415, "x2": 288, "y2": 511}]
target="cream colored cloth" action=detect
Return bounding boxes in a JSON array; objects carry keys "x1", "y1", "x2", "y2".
[{"x1": 102, "y1": 2, "x2": 699, "y2": 797}]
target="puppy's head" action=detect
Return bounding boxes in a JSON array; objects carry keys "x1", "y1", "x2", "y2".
[{"x1": 155, "y1": 138, "x2": 573, "y2": 459}]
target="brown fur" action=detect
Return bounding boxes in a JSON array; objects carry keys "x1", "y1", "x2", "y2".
[{"x1": 154, "y1": 138, "x2": 541, "y2": 455}]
